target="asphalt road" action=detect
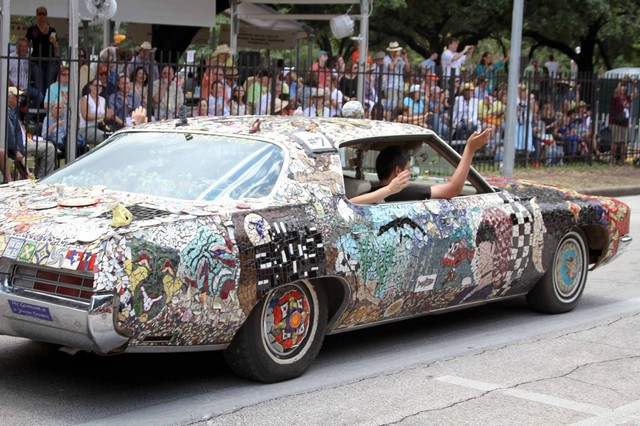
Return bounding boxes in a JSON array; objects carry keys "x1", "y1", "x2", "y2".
[{"x1": 1, "y1": 196, "x2": 639, "y2": 426}]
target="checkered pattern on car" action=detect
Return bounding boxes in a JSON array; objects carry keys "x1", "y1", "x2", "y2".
[{"x1": 499, "y1": 193, "x2": 534, "y2": 282}]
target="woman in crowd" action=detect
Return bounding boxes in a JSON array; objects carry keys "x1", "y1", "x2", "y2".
[
  {"x1": 26, "y1": 6, "x2": 59, "y2": 101},
  {"x1": 207, "y1": 80, "x2": 230, "y2": 116},
  {"x1": 79, "y1": 78, "x2": 112, "y2": 146},
  {"x1": 44, "y1": 63, "x2": 70, "y2": 109},
  {"x1": 194, "y1": 99, "x2": 213, "y2": 117},
  {"x1": 230, "y1": 86, "x2": 248, "y2": 116},
  {"x1": 130, "y1": 67, "x2": 149, "y2": 109},
  {"x1": 339, "y1": 62, "x2": 359, "y2": 103},
  {"x1": 327, "y1": 75, "x2": 344, "y2": 117}
]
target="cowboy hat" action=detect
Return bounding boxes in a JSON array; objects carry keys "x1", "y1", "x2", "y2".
[
  {"x1": 386, "y1": 41, "x2": 402, "y2": 52},
  {"x1": 136, "y1": 41, "x2": 156, "y2": 51},
  {"x1": 213, "y1": 44, "x2": 234, "y2": 56}
]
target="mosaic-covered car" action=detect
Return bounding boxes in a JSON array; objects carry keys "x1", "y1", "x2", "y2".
[{"x1": 0, "y1": 116, "x2": 632, "y2": 383}]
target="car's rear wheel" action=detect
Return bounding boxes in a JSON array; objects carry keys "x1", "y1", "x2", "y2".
[
  {"x1": 527, "y1": 229, "x2": 589, "y2": 314},
  {"x1": 224, "y1": 279, "x2": 327, "y2": 383}
]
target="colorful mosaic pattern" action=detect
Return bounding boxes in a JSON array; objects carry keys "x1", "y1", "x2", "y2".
[{"x1": 0, "y1": 116, "x2": 630, "y2": 353}]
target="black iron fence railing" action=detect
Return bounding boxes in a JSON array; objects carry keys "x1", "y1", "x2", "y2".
[{"x1": 2, "y1": 52, "x2": 639, "y2": 182}]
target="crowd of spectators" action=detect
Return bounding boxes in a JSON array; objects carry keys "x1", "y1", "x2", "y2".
[{"x1": 3, "y1": 6, "x2": 639, "y2": 182}]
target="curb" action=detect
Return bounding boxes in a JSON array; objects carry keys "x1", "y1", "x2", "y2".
[{"x1": 577, "y1": 186, "x2": 640, "y2": 198}]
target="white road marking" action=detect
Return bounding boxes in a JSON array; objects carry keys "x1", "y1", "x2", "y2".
[
  {"x1": 436, "y1": 375, "x2": 611, "y2": 416},
  {"x1": 569, "y1": 400, "x2": 640, "y2": 425}
]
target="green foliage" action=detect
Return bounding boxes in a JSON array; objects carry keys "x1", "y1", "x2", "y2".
[{"x1": 273, "y1": 0, "x2": 640, "y2": 73}]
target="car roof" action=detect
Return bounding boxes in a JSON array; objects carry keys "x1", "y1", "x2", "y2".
[{"x1": 130, "y1": 116, "x2": 434, "y2": 152}]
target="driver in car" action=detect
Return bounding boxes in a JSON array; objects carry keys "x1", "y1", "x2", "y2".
[{"x1": 350, "y1": 128, "x2": 491, "y2": 204}]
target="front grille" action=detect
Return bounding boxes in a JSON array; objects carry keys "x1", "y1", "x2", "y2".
[
  {"x1": 97, "y1": 204, "x2": 173, "y2": 221},
  {"x1": 12, "y1": 265, "x2": 95, "y2": 302}
]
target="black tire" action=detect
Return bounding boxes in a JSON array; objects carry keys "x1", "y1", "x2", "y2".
[
  {"x1": 224, "y1": 280, "x2": 327, "y2": 383},
  {"x1": 527, "y1": 229, "x2": 589, "y2": 314}
]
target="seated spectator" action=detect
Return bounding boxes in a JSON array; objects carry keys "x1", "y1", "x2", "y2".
[
  {"x1": 153, "y1": 66, "x2": 184, "y2": 120},
  {"x1": 42, "y1": 101, "x2": 88, "y2": 157},
  {"x1": 194, "y1": 99, "x2": 213, "y2": 117},
  {"x1": 398, "y1": 84, "x2": 427, "y2": 125},
  {"x1": 339, "y1": 62, "x2": 359, "y2": 103},
  {"x1": 108, "y1": 75, "x2": 141, "y2": 129},
  {"x1": 41, "y1": 101, "x2": 67, "y2": 148},
  {"x1": 79, "y1": 78, "x2": 113, "y2": 146},
  {"x1": 247, "y1": 69, "x2": 271, "y2": 114},
  {"x1": 327, "y1": 75, "x2": 344, "y2": 117},
  {"x1": 130, "y1": 66, "x2": 149, "y2": 109},
  {"x1": 207, "y1": 80, "x2": 231, "y2": 116},
  {"x1": 428, "y1": 86, "x2": 451, "y2": 139},
  {"x1": 44, "y1": 62, "x2": 70, "y2": 109},
  {"x1": 303, "y1": 88, "x2": 330, "y2": 117},
  {"x1": 453, "y1": 83, "x2": 480, "y2": 140},
  {"x1": 299, "y1": 72, "x2": 321, "y2": 110},
  {"x1": 350, "y1": 128, "x2": 492, "y2": 204},
  {"x1": 7, "y1": 87, "x2": 56, "y2": 178},
  {"x1": 282, "y1": 67, "x2": 298, "y2": 107},
  {"x1": 230, "y1": 86, "x2": 248, "y2": 116}
]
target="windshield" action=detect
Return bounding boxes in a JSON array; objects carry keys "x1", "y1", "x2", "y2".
[{"x1": 42, "y1": 131, "x2": 285, "y2": 201}]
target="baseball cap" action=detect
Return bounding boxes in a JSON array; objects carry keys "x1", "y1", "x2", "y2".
[
  {"x1": 409, "y1": 84, "x2": 422, "y2": 93},
  {"x1": 373, "y1": 51, "x2": 386, "y2": 60},
  {"x1": 99, "y1": 65, "x2": 108, "y2": 74},
  {"x1": 317, "y1": 50, "x2": 328, "y2": 58},
  {"x1": 283, "y1": 67, "x2": 295, "y2": 78}
]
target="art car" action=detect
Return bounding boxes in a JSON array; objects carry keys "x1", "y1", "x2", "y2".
[{"x1": 0, "y1": 116, "x2": 631, "y2": 382}]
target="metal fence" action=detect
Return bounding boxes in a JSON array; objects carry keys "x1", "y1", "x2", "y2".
[{"x1": 2, "y1": 51, "x2": 639, "y2": 182}]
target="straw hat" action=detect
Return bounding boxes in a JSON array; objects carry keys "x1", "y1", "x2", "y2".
[
  {"x1": 8, "y1": 87, "x2": 24, "y2": 97},
  {"x1": 224, "y1": 67, "x2": 239, "y2": 77},
  {"x1": 273, "y1": 98, "x2": 289, "y2": 114},
  {"x1": 213, "y1": 44, "x2": 234, "y2": 56},
  {"x1": 386, "y1": 41, "x2": 402, "y2": 52},
  {"x1": 463, "y1": 82, "x2": 475, "y2": 91}
]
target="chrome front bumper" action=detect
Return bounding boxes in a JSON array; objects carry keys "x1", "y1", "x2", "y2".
[
  {"x1": 598, "y1": 234, "x2": 633, "y2": 268},
  {"x1": 0, "y1": 277, "x2": 129, "y2": 353}
]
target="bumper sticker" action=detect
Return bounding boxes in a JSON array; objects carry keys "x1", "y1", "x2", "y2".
[{"x1": 8, "y1": 300, "x2": 53, "y2": 322}]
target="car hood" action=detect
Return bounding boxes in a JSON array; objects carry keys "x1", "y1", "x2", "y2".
[{"x1": 0, "y1": 181, "x2": 271, "y2": 254}]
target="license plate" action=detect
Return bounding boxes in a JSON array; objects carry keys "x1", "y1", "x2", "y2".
[{"x1": 8, "y1": 300, "x2": 53, "y2": 322}]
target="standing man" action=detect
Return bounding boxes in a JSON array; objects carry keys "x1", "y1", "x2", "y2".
[
  {"x1": 441, "y1": 37, "x2": 474, "y2": 79},
  {"x1": 419, "y1": 49, "x2": 438, "y2": 74},
  {"x1": 127, "y1": 41, "x2": 159, "y2": 82},
  {"x1": 382, "y1": 41, "x2": 411, "y2": 112},
  {"x1": 9, "y1": 38, "x2": 40, "y2": 107}
]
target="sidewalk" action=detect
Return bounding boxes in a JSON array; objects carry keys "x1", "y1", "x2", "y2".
[{"x1": 511, "y1": 165, "x2": 640, "y2": 197}]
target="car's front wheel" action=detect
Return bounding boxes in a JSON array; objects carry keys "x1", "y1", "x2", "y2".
[
  {"x1": 527, "y1": 229, "x2": 589, "y2": 314},
  {"x1": 224, "y1": 280, "x2": 327, "y2": 382}
]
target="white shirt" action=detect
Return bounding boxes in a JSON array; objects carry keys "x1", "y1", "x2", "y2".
[
  {"x1": 544, "y1": 61, "x2": 560, "y2": 78},
  {"x1": 453, "y1": 95, "x2": 479, "y2": 125},
  {"x1": 441, "y1": 49, "x2": 466, "y2": 77},
  {"x1": 329, "y1": 88, "x2": 343, "y2": 116},
  {"x1": 9, "y1": 52, "x2": 30, "y2": 90}
]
